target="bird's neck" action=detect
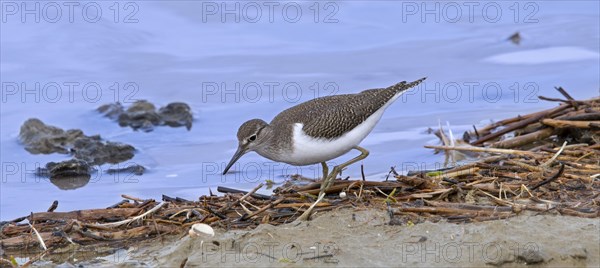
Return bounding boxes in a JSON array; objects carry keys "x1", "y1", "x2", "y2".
[
  {"x1": 256, "y1": 124, "x2": 275, "y2": 149},
  {"x1": 254, "y1": 124, "x2": 287, "y2": 162}
]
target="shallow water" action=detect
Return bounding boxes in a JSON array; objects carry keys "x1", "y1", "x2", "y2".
[{"x1": 1, "y1": 1, "x2": 599, "y2": 220}]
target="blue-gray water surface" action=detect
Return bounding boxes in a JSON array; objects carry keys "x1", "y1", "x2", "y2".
[{"x1": 1, "y1": 1, "x2": 599, "y2": 220}]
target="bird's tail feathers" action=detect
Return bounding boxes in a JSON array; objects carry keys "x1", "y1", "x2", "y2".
[{"x1": 389, "y1": 77, "x2": 427, "y2": 93}]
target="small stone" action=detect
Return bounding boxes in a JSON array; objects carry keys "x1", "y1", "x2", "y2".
[{"x1": 517, "y1": 248, "x2": 545, "y2": 264}]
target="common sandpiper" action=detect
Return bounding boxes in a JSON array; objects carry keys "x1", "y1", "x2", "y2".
[{"x1": 223, "y1": 77, "x2": 426, "y2": 219}]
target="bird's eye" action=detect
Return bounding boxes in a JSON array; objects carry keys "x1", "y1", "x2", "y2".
[{"x1": 248, "y1": 135, "x2": 257, "y2": 142}]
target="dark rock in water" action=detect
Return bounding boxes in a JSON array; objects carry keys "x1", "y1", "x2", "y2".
[
  {"x1": 159, "y1": 102, "x2": 193, "y2": 130},
  {"x1": 36, "y1": 159, "x2": 92, "y2": 189},
  {"x1": 19, "y1": 118, "x2": 136, "y2": 166},
  {"x1": 97, "y1": 102, "x2": 124, "y2": 120},
  {"x1": 71, "y1": 136, "x2": 136, "y2": 165},
  {"x1": 19, "y1": 118, "x2": 85, "y2": 154},
  {"x1": 20, "y1": 118, "x2": 144, "y2": 190},
  {"x1": 45, "y1": 159, "x2": 91, "y2": 177},
  {"x1": 119, "y1": 100, "x2": 161, "y2": 132},
  {"x1": 106, "y1": 164, "x2": 146, "y2": 175},
  {"x1": 507, "y1": 31, "x2": 521, "y2": 45},
  {"x1": 97, "y1": 100, "x2": 193, "y2": 131},
  {"x1": 20, "y1": 118, "x2": 139, "y2": 187}
]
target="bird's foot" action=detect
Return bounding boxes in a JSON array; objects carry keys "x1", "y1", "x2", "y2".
[
  {"x1": 296, "y1": 171, "x2": 337, "y2": 221},
  {"x1": 295, "y1": 192, "x2": 326, "y2": 221}
]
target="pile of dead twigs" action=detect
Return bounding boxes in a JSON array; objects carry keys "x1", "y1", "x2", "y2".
[
  {"x1": 416, "y1": 92, "x2": 599, "y2": 223},
  {"x1": 1, "y1": 92, "x2": 598, "y2": 259}
]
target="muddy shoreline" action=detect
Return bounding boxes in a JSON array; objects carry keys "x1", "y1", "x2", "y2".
[{"x1": 63, "y1": 208, "x2": 599, "y2": 267}]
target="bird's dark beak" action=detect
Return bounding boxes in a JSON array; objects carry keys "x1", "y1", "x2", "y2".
[{"x1": 223, "y1": 146, "x2": 246, "y2": 175}]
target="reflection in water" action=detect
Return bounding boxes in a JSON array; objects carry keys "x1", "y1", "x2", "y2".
[{"x1": 50, "y1": 175, "x2": 91, "y2": 190}]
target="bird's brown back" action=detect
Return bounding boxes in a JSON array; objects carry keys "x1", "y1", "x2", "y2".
[{"x1": 270, "y1": 78, "x2": 426, "y2": 140}]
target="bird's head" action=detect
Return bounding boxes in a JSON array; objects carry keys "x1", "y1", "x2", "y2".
[{"x1": 223, "y1": 119, "x2": 270, "y2": 174}]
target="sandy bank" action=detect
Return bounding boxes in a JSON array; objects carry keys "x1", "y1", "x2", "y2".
[{"x1": 81, "y1": 208, "x2": 600, "y2": 267}]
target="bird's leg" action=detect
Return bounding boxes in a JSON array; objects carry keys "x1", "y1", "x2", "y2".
[
  {"x1": 321, "y1": 162, "x2": 328, "y2": 180},
  {"x1": 296, "y1": 146, "x2": 369, "y2": 221},
  {"x1": 321, "y1": 146, "x2": 370, "y2": 191}
]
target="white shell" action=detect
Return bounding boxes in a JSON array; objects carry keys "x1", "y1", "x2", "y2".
[
  {"x1": 189, "y1": 223, "x2": 215, "y2": 238},
  {"x1": 339, "y1": 192, "x2": 347, "y2": 198}
]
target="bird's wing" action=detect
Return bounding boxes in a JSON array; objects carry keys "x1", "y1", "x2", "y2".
[
  {"x1": 271, "y1": 89, "x2": 387, "y2": 139},
  {"x1": 270, "y1": 78, "x2": 425, "y2": 140}
]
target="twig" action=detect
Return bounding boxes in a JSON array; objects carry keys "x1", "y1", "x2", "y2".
[
  {"x1": 432, "y1": 167, "x2": 480, "y2": 180},
  {"x1": 385, "y1": 166, "x2": 399, "y2": 181},
  {"x1": 108, "y1": 200, "x2": 129, "y2": 209},
  {"x1": 492, "y1": 128, "x2": 554, "y2": 149},
  {"x1": 93, "y1": 202, "x2": 167, "y2": 228},
  {"x1": 47, "y1": 200, "x2": 58, "y2": 212},
  {"x1": 424, "y1": 145, "x2": 537, "y2": 156},
  {"x1": 304, "y1": 254, "x2": 334, "y2": 261},
  {"x1": 357, "y1": 181, "x2": 364, "y2": 201},
  {"x1": 531, "y1": 163, "x2": 565, "y2": 191},
  {"x1": 555, "y1": 86, "x2": 579, "y2": 109},
  {"x1": 153, "y1": 220, "x2": 162, "y2": 243},
  {"x1": 121, "y1": 194, "x2": 146, "y2": 202},
  {"x1": 239, "y1": 202, "x2": 253, "y2": 215},
  {"x1": 55, "y1": 230, "x2": 76, "y2": 245},
  {"x1": 205, "y1": 205, "x2": 227, "y2": 219},
  {"x1": 375, "y1": 187, "x2": 397, "y2": 203},
  {"x1": 471, "y1": 103, "x2": 571, "y2": 145},
  {"x1": 541, "y1": 118, "x2": 600, "y2": 129},
  {"x1": 243, "y1": 200, "x2": 261, "y2": 210},
  {"x1": 472, "y1": 125, "x2": 480, "y2": 138},
  {"x1": 241, "y1": 199, "x2": 284, "y2": 220},
  {"x1": 360, "y1": 164, "x2": 366, "y2": 181},
  {"x1": 240, "y1": 183, "x2": 264, "y2": 202},
  {"x1": 538, "y1": 96, "x2": 570, "y2": 103},
  {"x1": 216, "y1": 186, "x2": 272, "y2": 200},
  {"x1": 275, "y1": 202, "x2": 331, "y2": 208},
  {"x1": 541, "y1": 141, "x2": 567, "y2": 167},
  {"x1": 169, "y1": 209, "x2": 192, "y2": 219},
  {"x1": 507, "y1": 160, "x2": 544, "y2": 172},
  {"x1": 27, "y1": 222, "x2": 47, "y2": 250}
]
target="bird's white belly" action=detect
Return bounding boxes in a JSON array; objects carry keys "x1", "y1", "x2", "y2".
[{"x1": 287, "y1": 107, "x2": 386, "y2": 165}]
